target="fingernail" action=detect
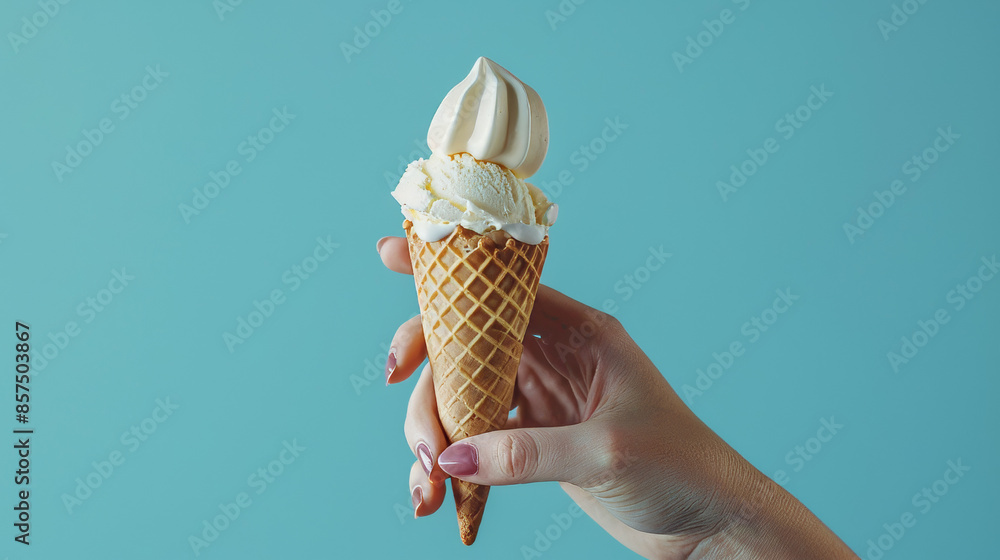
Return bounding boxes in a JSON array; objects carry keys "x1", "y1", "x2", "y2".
[
  {"x1": 416, "y1": 442, "x2": 433, "y2": 476},
  {"x1": 385, "y1": 350, "x2": 397, "y2": 385},
  {"x1": 376, "y1": 237, "x2": 389, "y2": 253},
  {"x1": 411, "y1": 486, "x2": 423, "y2": 516},
  {"x1": 438, "y1": 442, "x2": 478, "y2": 477},
  {"x1": 429, "y1": 469, "x2": 447, "y2": 485}
]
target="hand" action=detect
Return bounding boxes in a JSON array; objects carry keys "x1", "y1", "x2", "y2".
[{"x1": 378, "y1": 236, "x2": 858, "y2": 560}]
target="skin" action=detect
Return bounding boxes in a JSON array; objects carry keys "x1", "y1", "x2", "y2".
[{"x1": 378, "y1": 236, "x2": 859, "y2": 560}]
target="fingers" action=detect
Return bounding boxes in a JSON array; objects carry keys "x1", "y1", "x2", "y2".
[
  {"x1": 527, "y1": 284, "x2": 618, "y2": 345},
  {"x1": 386, "y1": 315, "x2": 426, "y2": 385},
  {"x1": 527, "y1": 285, "x2": 595, "y2": 335},
  {"x1": 437, "y1": 424, "x2": 589, "y2": 487},
  {"x1": 377, "y1": 236, "x2": 413, "y2": 275},
  {"x1": 404, "y1": 364, "x2": 450, "y2": 485},
  {"x1": 520, "y1": 337, "x2": 584, "y2": 421},
  {"x1": 409, "y1": 461, "x2": 446, "y2": 518}
]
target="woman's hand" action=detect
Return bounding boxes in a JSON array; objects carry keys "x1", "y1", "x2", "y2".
[{"x1": 379, "y1": 236, "x2": 858, "y2": 560}]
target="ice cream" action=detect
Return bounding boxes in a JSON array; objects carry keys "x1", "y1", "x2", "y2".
[
  {"x1": 391, "y1": 57, "x2": 554, "y2": 546},
  {"x1": 392, "y1": 57, "x2": 556, "y2": 245},
  {"x1": 392, "y1": 153, "x2": 557, "y2": 244},
  {"x1": 427, "y1": 57, "x2": 548, "y2": 178}
]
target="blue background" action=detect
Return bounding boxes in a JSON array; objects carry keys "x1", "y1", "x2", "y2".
[{"x1": 1, "y1": 0, "x2": 997, "y2": 558}]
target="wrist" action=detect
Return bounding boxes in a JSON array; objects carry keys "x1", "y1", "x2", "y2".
[{"x1": 687, "y1": 466, "x2": 858, "y2": 560}]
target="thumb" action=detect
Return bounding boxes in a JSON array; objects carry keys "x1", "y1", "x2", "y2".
[{"x1": 438, "y1": 425, "x2": 591, "y2": 487}]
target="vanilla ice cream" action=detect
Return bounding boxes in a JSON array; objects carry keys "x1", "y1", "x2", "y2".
[
  {"x1": 392, "y1": 57, "x2": 556, "y2": 245},
  {"x1": 427, "y1": 57, "x2": 549, "y2": 178}
]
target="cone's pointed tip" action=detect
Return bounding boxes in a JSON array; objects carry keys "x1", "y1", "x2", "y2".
[
  {"x1": 456, "y1": 503, "x2": 482, "y2": 545},
  {"x1": 459, "y1": 522, "x2": 479, "y2": 545}
]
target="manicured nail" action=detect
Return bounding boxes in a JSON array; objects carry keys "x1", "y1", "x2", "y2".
[
  {"x1": 429, "y1": 468, "x2": 447, "y2": 485},
  {"x1": 438, "y1": 442, "x2": 478, "y2": 477},
  {"x1": 385, "y1": 350, "x2": 397, "y2": 385},
  {"x1": 376, "y1": 237, "x2": 390, "y2": 253},
  {"x1": 411, "y1": 486, "x2": 423, "y2": 516},
  {"x1": 416, "y1": 442, "x2": 433, "y2": 476}
]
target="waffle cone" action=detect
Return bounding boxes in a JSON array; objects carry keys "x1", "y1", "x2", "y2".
[{"x1": 404, "y1": 220, "x2": 548, "y2": 545}]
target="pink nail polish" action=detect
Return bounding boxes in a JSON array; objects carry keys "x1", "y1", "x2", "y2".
[
  {"x1": 416, "y1": 442, "x2": 433, "y2": 476},
  {"x1": 438, "y1": 442, "x2": 478, "y2": 477},
  {"x1": 411, "y1": 486, "x2": 423, "y2": 516},
  {"x1": 385, "y1": 350, "x2": 397, "y2": 385},
  {"x1": 429, "y1": 469, "x2": 448, "y2": 485}
]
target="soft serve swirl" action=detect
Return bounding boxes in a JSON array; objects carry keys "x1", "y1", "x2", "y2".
[
  {"x1": 427, "y1": 57, "x2": 548, "y2": 178},
  {"x1": 392, "y1": 57, "x2": 555, "y2": 244}
]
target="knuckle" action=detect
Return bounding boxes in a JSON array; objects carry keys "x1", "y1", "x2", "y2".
[
  {"x1": 585, "y1": 425, "x2": 636, "y2": 489},
  {"x1": 578, "y1": 317, "x2": 626, "y2": 363},
  {"x1": 586, "y1": 308, "x2": 619, "y2": 333},
  {"x1": 496, "y1": 432, "x2": 539, "y2": 481},
  {"x1": 599, "y1": 312, "x2": 623, "y2": 333},
  {"x1": 600, "y1": 316, "x2": 627, "y2": 344},
  {"x1": 393, "y1": 314, "x2": 422, "y2": 346},
  {"x1": 402, "y1": 415, "x2": 417, "y2": 447},
  {"x1": 402, "y1": 405, "x2": 424, "y2": 446},
  {"x1": 584, "y1": 311, "x2": 623, "y2": 347}
]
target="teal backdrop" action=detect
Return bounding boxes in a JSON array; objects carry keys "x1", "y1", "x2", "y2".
[{"x1": 1, "y1": 1, "x2": 997, "y2": 558}]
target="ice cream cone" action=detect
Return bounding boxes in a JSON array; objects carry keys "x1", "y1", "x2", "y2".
[{"x1": 404, "y1": 220, "x2": 548, "y2": 545}]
